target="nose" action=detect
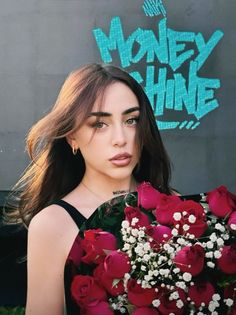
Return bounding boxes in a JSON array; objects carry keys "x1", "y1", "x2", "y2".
[{"x1": 111, "y1": 123, "x2": 127, "y2": 147}]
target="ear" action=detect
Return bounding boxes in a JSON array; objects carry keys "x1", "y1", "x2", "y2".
[{"x1": 66, "y1": 133, "x2": 77, "y2": 148}]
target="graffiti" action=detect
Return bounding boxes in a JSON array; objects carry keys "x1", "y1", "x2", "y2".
[
  {"x1": 92, "y1": 2, "x2": 224, "y2": 130},
  {"x1": 142, "y1": 0, "x2": 166, "y2": 18}
]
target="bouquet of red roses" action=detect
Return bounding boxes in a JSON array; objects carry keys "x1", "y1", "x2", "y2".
[{"x1": 70, "y1": 182, "x2": 236, "y2": 315}]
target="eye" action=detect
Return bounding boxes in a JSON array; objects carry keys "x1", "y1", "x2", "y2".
[
  {"x1": 125, "y1": 117, "x2": 139, "y2": 125},
  {"x1": 91, "y1": 121, "x2": 107, "y2": 129}
]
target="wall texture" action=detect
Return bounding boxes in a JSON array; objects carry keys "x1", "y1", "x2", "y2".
[{"x1": 0, "y1": 0, "x2": 235, "y2": 195}]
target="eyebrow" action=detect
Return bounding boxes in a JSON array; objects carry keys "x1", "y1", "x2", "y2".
[{"x1": 88, "y1": 106, "x2": 140, "y2": 117}]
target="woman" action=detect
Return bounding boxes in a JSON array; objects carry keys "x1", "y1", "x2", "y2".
[{"x1": 6, "y1": 63, "x2": 174, "y2": 314}]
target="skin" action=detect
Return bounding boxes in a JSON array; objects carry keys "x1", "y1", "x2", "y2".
[{"x1": 26, "y1": 81, "x2": 141, "y2": 314}]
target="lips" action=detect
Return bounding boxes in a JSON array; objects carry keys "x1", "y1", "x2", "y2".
[
  {"x1": 109, "y1": 153, "x2": 132, "y2": 161},
  {"x1": 109, "y1": 153, "x2": 132, "y2": 167}
]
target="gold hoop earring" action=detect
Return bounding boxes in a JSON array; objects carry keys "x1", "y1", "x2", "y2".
[{"x1": 72, "y1": 147, "x2": 78, "y2": 155}]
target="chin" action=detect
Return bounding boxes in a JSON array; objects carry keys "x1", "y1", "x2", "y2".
[{"x1": 107, "y1": 167, "x2": 135, "y2": 181}]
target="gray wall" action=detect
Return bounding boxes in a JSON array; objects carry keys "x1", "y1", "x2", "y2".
[{"x1": 0, "y1": 0, "x2": 235, "y2": 195}]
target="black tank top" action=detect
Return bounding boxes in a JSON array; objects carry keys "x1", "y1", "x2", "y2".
[{"x1": 52, "y1": 199, "x2": 86, "y2": 315}]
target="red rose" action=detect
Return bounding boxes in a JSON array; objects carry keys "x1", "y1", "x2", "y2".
[
  {"x1": 93, "y1": 263, "x2": 125, "y2": 296},
  {"x1": 83, "y1": 301, "x2": 114, "y2": 315},
  {"x1": 158, "y1": 288, "x2": 186, "y2": 315},
  {"x1": 81, "y1": 229, "x2": 117, "y2": 264},
  {"x1": 188, "y1": 281, "x2": 215, "y2": 308},
  {"x1": 104, "y1": 250, "x2": 131, "y2": 278},
  {"x1": 228, "y1": 211, "x2": 236, "y2": 233},
  {"x1": 125, "y1": 206, "x2": 150, "y2": 228},
  {"x1": 71, "y1": 275, "x2": 107, "y2": 307},
  {"x1": 174, "y1": 244, "x2": 205, "y2": 276},
  {"x1": 127, "y1": 279, "x2": 157, "y2": 307},
  {"x1": 217, "y1": 244, "x2": 236, "y2": 274},
  {"x1": 146, "y1": 225, "x2": 172, "y2": 250},
  {"x1": 132, "y1": 307, "x2": 159, "y2": 315},
  {"x1": 66, "y1": 234, "x2": 83, "y2": 266},
  {"x1": 172, "y1": 200, "x2": 208, "y2": 237},
  {"x1": 155, "y1": 194, "x2": 182, "y2": 225},
  {"x1": 206, "y1": 185, "x2": 236, "y2": 218},
  {"x1": 137, "y1": 181, "x2": 162, "y2": 209}
]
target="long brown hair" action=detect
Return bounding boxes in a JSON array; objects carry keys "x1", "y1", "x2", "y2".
[{"x1": 4, "y1": 63, "x2": 172, "y2": 226}]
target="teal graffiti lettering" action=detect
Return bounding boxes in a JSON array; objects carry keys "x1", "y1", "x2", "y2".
[
  {"x1": 195, "y1": 30, "x2": 224, "y2": 70},
  {"x1": 93, "y1": 17, "x2": 222, "y2": 71},
  {"x1": 142, "y1": 0, "x2": 167, "y2": 17},
  {"x1": 167, "y1": 28, "x2": 195, "y2": 71},
  {"x1": 131, "y1": 63, "x2": 220, "y2": 121}
]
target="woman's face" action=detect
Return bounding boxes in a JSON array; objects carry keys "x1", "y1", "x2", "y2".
[{"x1": 69, "y1": 81, "x2": 140, "y2": 182}]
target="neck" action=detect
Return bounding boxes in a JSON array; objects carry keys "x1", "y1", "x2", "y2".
[{"x1": 80, "y1": 172, "x2": 137, "y2": 202}]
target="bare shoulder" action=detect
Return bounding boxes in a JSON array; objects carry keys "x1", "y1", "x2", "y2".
[
  {"x1": 28, "y1": 204, "x2": 78, "y2": 257},
  {"x1": 29, "y1": 204, "x2": 68, "y2": 234}
]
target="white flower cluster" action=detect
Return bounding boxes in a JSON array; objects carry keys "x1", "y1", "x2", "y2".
[
  {"x1": 121, "y1": 217, "x2": 190, "y2": 310},
  {"x1": 109, "y1": 294, "x2": 128, "y2": 313},
  {"x1": 118, "y1": 199, "x2": 235, "y2": 314}
]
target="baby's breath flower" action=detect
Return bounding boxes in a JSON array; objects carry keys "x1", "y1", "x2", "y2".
[
  {"x1": 216, "y1": 238, "x2": 224, "y2": 246},
  {"x1": 214, "y1": 250, "x2": 222, "y2": 259},
  {"x1": 173, "y1": 212, "x2": 182, "y2": 221},
  {"x1": 131, "y1": 217, "x2": 139, "y2": 226},
  {"x1": 121, "y1": 220, "x2": 130, "y2": 228},
  {"x1": 224, "y1": 298, "x2": 234, "y2": 307},
  {"x1": 206, "y1": 241, "x2": 214, "y2": 249},
  {"x1": 207, "y1": 261, "x2": 215, "y2": 268},
  {"x1": 205, "y1": 251, "x2": 213, "y2": 258},
  {"x1": 183, "y1": 224, "x2": 190, "y2": 231},
  {"x1": 230, "y1": 223, "x2": 236, "y2": 230},
  {"x1": 183, "y1": 272, "x2": 192, "y2": 282},
  {"x1": 210, "y1": 233, "x2": 217, "y2": 242},
  {"x1": 171, "y1": 228, "x2": 178, "y2": 236},
  {"x1": 188, "y1": 214, "x2": 196, "y2": 223},
  {"x1": 152, "y1": 299, "x2": 160, "y2": 307},
  {"x1": 176, "y1": 299, "x2": 184, "y2": 308},
  {"x1": 212, "y1": 294, "x2": 221, "y2": 301},
  {"x1": 176, "y1": 281, "x2": 186, "y2": 290}
]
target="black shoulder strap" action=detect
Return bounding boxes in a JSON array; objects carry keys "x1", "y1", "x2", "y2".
[{"x1": 52, "y1": 199, "x2": 86, "y2": 229}]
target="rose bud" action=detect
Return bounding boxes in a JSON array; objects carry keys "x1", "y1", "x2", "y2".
[
  {"x1": 146, "y1": 225, "x2": 172, "y2": 250},
  {"x1": 206, "y1": 185, "x2": 236, "y2": 218},
  {"x1": 71, "y1": 275, "x2": 107, "y2": 307},
  {"x1": 127, "y1": 279, "x2": 157, "y2": 307},
  {"x1": 132, "y1": 307, "x2": 160, "y2": 315},
  {"x1": 93, "y1": 263, "x2": 125, "y2": 296},
  {"x1": 83, "y1": 301, "x2": 114, "y2": 315},
  {"x1": 188, "y1": 281, "x2": 215, "y2": 308},
  {"x1": 174, "y1": 244, "x2": 205, "y2": 276},
  {"x1": 155, "y1": 194, "x2": 182, "y2": 226},
  {"x1": 137, "y1": 181, "x2": 162, "y2": 209},
  {"x1": 125, "y1": 206, "x2": 150, "y2": 228},
  {"x1": 228, "y1": 211, "x2": 236, "y2": 233},
  {"x1": 217, "y1": 244, "x2": 236, "y2": 274},
  {"x1": 158, "y1": 288, "x2": 186, "y2": 315},
  {"x1": 104, "y1": 250, "x2": 131, "y2": 278},
  {"x1": 172, "y1": 200, "x2": 208, "y2": 238},
  {"x1": 81, "y1": 229, "x2": 117, "y2": 264}
]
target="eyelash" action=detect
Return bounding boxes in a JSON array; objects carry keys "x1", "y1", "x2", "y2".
[{"x1": 91, "y1": 117, "x2": 139, "y2": 129}]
